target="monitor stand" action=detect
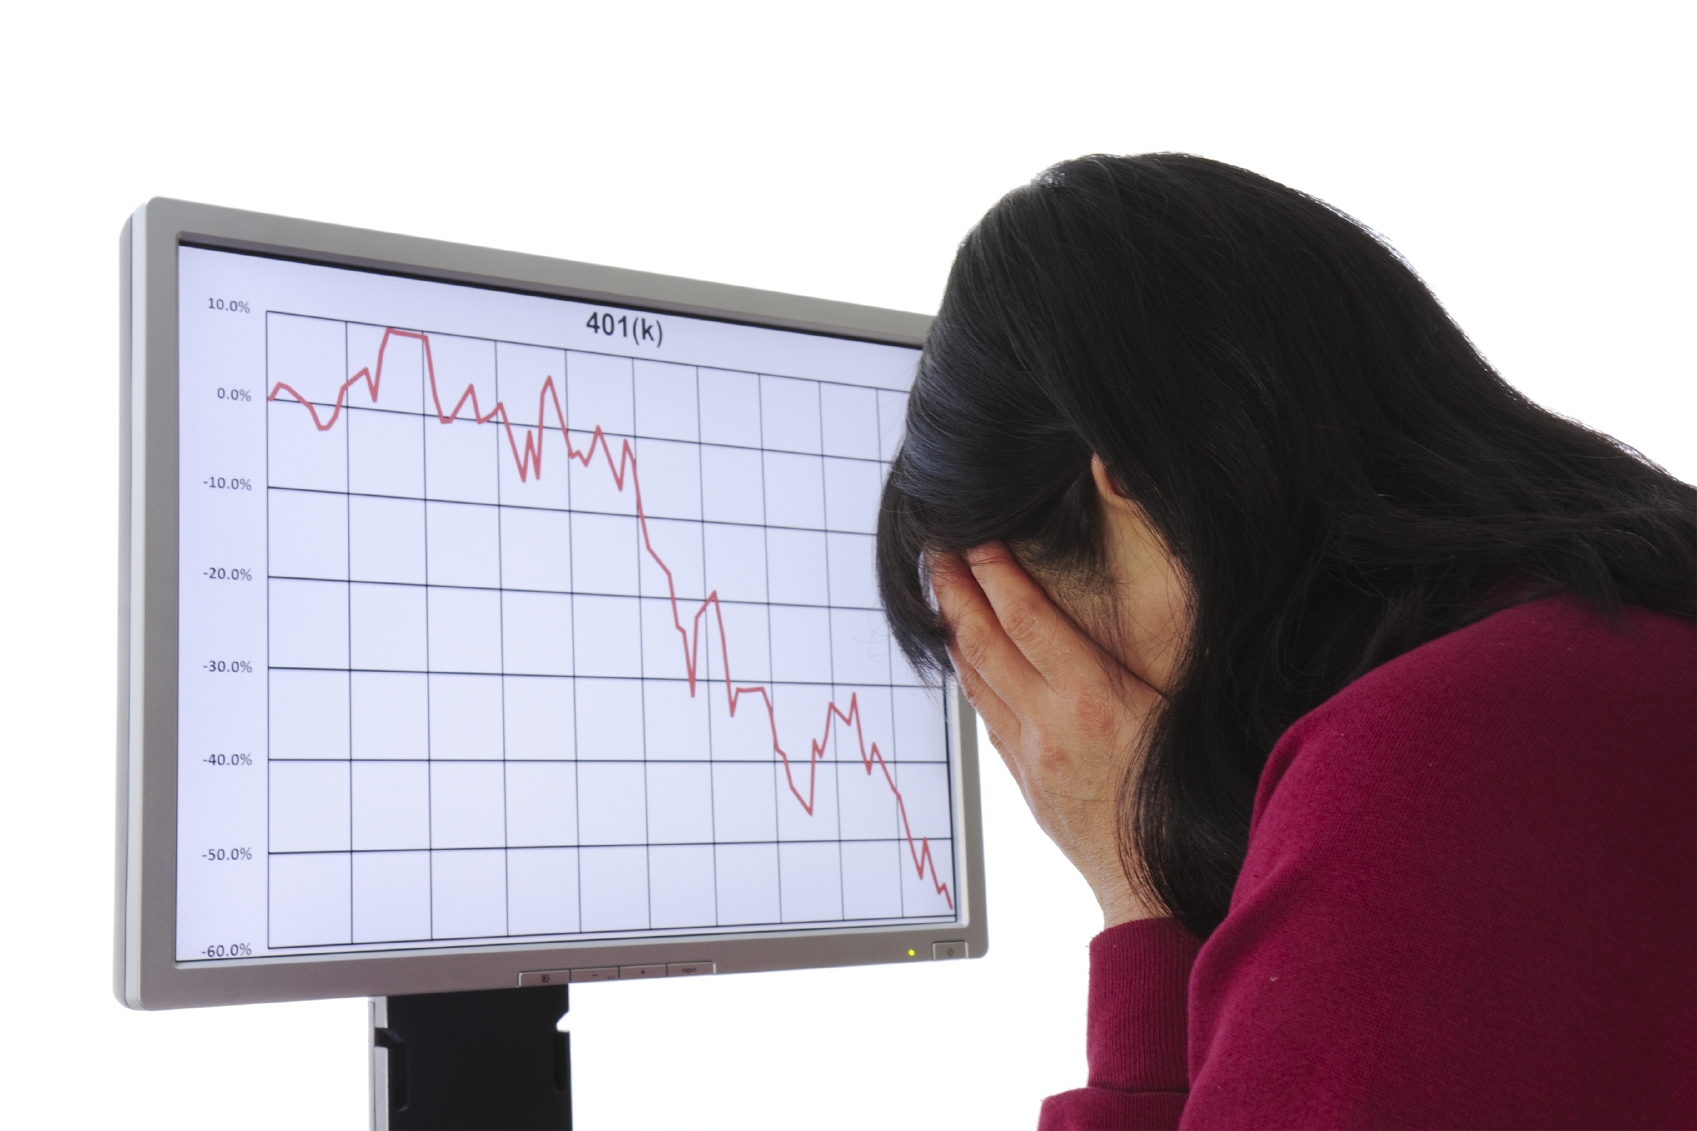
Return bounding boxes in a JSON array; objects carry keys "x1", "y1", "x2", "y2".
[{"x1": 370, "y1": 985, "x2": 572, "y2": 1130}]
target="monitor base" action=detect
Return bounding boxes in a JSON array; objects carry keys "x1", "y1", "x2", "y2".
[{"x1": 371, "y1": 986, "x2": 571, "y2": 1130}]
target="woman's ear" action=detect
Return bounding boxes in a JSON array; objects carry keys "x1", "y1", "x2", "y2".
[
  {"x1": 1086, "y1": 454, "x2": 1192, "y2": 695},
  {"x1": 1091, "y1": 455, "x2": 1136, "y2": 513}
]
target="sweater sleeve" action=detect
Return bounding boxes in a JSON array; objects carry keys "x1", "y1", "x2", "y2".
[{"x1": 1037, "y1": 919, "x2": 1199, "y2": 1130}]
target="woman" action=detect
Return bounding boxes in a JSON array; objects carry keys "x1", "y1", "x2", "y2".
[{"x1": 877, "y1": 154, "x2": 1695, "y2": 1129}]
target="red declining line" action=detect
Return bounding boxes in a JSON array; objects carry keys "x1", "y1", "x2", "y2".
[{"x1": 268, "y1": 327, "x2": 954, "y2": 911}]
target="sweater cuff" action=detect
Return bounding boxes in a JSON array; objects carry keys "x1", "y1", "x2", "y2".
[
  {"x1": 1085, "y1": 917, "x2": 1200, "y2": 1093},
  {"x1": 1039, "y1": 1087, "x2": 1189, "y2": 1131}
]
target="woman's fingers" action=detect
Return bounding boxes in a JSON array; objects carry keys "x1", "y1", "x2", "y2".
[
  {"x1": 930, "y1": 550, "x2": 1048, "y2": 720},
  {"x1": 932, "y1": 544, "x2": 1166, "y2": 929},
  {"x1": 945, "y1": 642, "x2": 1020, "y2": 749},
  {"x1": 946, "y1": 643, "x2": 1032, "y2": 797},
  {"x1": 964, "y1": 543, "x2": 1108, "y2": 693}
]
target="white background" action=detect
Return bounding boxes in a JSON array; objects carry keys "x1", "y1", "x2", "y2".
[{"x1": 0, "y1": 3, "x2": 1690, "y2": 1128}]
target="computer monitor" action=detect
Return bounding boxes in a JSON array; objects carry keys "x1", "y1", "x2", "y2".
[{"x1": 117, "y1": 199, "x2": 985, "y2": 1010}]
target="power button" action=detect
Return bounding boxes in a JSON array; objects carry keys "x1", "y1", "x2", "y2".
[{"x1": 932, "y1": 941, "x2": 969, "y2": 960}]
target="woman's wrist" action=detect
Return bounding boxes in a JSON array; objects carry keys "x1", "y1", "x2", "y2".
[
  {"x1": 1096, "y1": 878, "x2": 1167, "y2": 929},
  {"x1": 1102, "y1": 902, "x2": 1167, "y2": 930}
]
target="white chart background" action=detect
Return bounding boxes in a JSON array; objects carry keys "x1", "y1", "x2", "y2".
[{"x1": 253, "y1": 311, "x2": 955, "y2": 950}]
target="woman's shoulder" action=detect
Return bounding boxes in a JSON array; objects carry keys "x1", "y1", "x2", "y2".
[
  {"x1": 1202, "y1": 597, "x2": 1695, "y2": 1128},
  {"x1": 1253, "y1": 595, "x2": 1694, "y2": 828}
]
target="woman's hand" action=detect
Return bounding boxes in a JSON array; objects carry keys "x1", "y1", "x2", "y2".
[{"x1": 931, "y1": 543, "x2": 1167, "y2": 928}]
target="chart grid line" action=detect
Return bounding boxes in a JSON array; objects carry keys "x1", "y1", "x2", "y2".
[
  {"x1": 265, "y1": 309, "x2": 917, "y2": 397},
  {"x1": 248, "y1": 314, "x2": 951, "y2": 952}
]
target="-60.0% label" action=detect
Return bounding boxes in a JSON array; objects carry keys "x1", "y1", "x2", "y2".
[{"x1": 202, "y1": 942, "x2": 253, "y2": 958}]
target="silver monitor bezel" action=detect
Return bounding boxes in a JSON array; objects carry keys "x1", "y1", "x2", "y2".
[{"x1": 117, "y1": 197, "x2": 986, "y2": 1010}]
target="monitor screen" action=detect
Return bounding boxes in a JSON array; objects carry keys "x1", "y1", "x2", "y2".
[{"x1": 173, "y1": 243, "x2": 957, "y2": 967}]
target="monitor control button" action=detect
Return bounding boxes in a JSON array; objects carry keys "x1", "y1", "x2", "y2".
[
  {"x1": 518, "y1": 969, "x2": 571, "y2": 987},
  {"x1": 571, "y1": 967, "x2": 620, "y2": 983},
  {"x1": 666, "y1": 961, "x2": 715, "y2": 976},
  {"x1": 619, "y1": 964, "x2": 667, "y2": 979},
  {"x1": 932, "y1": 941, "x2": 969, "y2": 960}
]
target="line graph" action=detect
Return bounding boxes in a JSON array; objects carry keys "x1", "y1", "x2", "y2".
[{"x1": 267, "y1": 324, "x2": 953, "y2": 918}]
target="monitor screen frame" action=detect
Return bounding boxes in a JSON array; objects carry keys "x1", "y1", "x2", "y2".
[{"x1": 117, "y1": 198, "x2": 986, "y2": 1010}]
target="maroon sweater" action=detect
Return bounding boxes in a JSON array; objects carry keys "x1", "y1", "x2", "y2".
[{"x1": 1039, "y1": 598, "x2": 1696, "y2": 1130}]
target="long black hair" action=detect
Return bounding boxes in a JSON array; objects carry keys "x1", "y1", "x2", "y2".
[{"x1": 877, "y1": 154, "x2": 1696, "y2": 939}]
